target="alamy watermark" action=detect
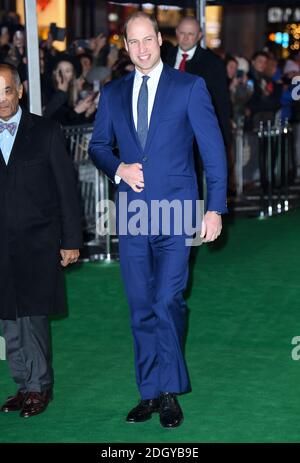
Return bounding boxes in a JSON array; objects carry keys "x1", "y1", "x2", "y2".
[
  {"x1": 291, "y1": 336, "x2": 300, "y2": 360},
  {"x1": 96, "y1": 193, "x2": 205, "y2": 246},
  {"x1": 0, "y1": 336, "x2": 5, "y2": 361},
  {"x1": 291, "y1": 76, "x2": 300, "y2": 101}
]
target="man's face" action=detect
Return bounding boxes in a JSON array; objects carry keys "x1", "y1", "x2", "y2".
[
  {"x1": 124, "y1": 17, "x2": 162, "y2": 74},
  {"x1": 176, "y1": 19, "x2": 201, "y2": 52},
  {"x1": 252, "y1": 55, "x2": 268, "y2": 74},
  {"x1": 0, "y1": 70, "x2": 22, "y2": 121}
]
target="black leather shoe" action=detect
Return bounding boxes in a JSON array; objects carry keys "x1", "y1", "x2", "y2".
[
  {"x1": 1, "y1": 391, "x2": 26, "y2": 413},
  {"x1": 159, "y1": 392, "x2": 183, "y2": 428},
  {"x1": 20, "y1": 390, "x2": 53, "y2": 418},
  {"x1": 126, "y1": 398, "x2": 160, "y2": 423}
]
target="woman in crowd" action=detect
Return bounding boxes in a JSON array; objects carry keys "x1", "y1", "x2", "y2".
[{"x1": 43, "y1": 54, "x2": 97, "y2": 125}]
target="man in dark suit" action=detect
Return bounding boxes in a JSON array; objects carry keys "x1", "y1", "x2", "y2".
[
  {"x1": 0, "y1": 63, "x2": 82, "y2": 418},
  {"x1": 89, "y1": 12, "x2": 227, "y2": 428},
  {"x1": 164, "y1": 16, "x2": 230, "y2": 147}
]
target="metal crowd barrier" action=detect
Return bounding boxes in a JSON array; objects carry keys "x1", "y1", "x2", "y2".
[
  {"x1": 63, "y1": 124, "x2": 117, "y2": 261},
  {"x1": 233, "y1": 118, "x2": 296, "y2": 217},
  {"x1": 257, "y1": 120, "x2": 293, "y2": 217},
  {"x1": 63, "y1": 120, "x2": 296, "y2": 248}
]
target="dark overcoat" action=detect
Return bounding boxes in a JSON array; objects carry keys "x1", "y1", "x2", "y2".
[
  {"x1": 164, "y1": 45, "x2": 231, "y2": 146},
  {"x1": 0, "y1": 109, "x2": 82, "y2": 320}
]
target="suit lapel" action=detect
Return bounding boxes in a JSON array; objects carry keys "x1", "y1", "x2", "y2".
[
  {"x1": 122, "y1": 65, "x2": 172, "y2": 154},
  {"x1": 168, "y1": 47, "x2": 177, "y2": 67},
  {"x1": 144, "y1": 65, "x2": 172, "y2": 153},
  {"x1": 185, "y1": 45, "x2": 202, "y2": 73},
  {"x1": 0, "y1": 147, "x2": 6, "y2": 169},
  {"x1": 7, "y1": 109, "x2": 33, "y2": 167},
  {"x1": 122, "y1": 72, "x2": 143, "y2": 151}
]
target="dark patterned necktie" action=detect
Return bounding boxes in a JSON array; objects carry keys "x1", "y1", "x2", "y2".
[{"x1": 137, "y1": 75, "x2": 150, "y2": 149}]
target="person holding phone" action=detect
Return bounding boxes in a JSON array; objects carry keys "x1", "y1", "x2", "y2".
[{"x1": 44, "y1": 55, "x2": 96, "y2": 125}]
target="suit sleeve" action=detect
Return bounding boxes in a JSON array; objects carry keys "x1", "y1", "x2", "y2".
[
  {"x1": 187, "y1": 77, "x2": 228, "y2": 214},
  {"x1": 49, "y1": 122, "x2": 83, "y2": 249},
  {"x1": 88, "y1": 86, "x2": 121, "y2": 181}
]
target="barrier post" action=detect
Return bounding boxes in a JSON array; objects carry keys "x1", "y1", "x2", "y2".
[
  {"x1": 283, "y1": 120, "x2": 290, "y2": 212},
  {"x1": 266, "y1": 120, "x2": 273, "y2": 216}
]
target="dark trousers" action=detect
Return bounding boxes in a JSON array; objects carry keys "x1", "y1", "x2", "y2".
[
  {"x1": 0, "y1": 316, "x2": 53, "y2": 393},
  {"x1": 119, "y1": 233, "x2": 191, "y2": 400}
]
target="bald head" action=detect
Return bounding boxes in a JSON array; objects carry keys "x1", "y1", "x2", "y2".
[
  {"x1": 0, "y1": 63, "x2": 21, "y2": 88},
  {"x1": 0, "y1": 64, "x2": 23, "y2": 121},
  {"x1": 176, "y1": 16, "x2": 202, "y2": 52}
]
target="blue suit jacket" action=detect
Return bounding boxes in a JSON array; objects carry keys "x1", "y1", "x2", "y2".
[{"x1": 89, "y1": 64, "x2": 228, "y2": 218}]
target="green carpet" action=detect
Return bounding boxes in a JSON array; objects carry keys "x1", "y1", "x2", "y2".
[{"x1": 1, "y1": 209, "x2": 300, "y2": 443}]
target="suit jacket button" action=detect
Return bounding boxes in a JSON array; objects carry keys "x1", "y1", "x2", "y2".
[{"x1": 142, "y1": 156, "x2": 148, "y2": 162}]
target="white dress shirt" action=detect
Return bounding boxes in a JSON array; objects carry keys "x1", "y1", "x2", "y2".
[
  {"x1": 132, "y1": 59, "x2": 164, "y2": 129},
  {"x1": 115, "y1": 59, "x2": 164, "y2": 183},
  {"x1": 174, "y1": 45, "x2": 197, "y2": 70},
  {"x1": 0, "y1": 106, "x2": 22, "y2": 165}
]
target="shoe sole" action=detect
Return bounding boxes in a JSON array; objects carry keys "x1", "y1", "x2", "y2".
[
  {"x1": 160, "y1": 416, "x2": 184, "y2": 428},
  {"x1": 126, "y1": 409, "x2": 160, "y2": 423},
  {"x1": 21, "y1": 405, "x2": 49, "y2": 418},
  {"x1": 20, "y1": 396, "x2": 53, "y2": 418}
]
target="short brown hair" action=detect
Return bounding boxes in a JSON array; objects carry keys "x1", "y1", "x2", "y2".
[{"x1": 123, "y1": 12, "x2": 159, "y2": 40}]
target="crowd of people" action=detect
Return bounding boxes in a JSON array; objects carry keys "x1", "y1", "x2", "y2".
[
  {"x1": 1, "y1": 11, "x2": 299, "y2": 130},
  {"x1": 1, "y1": 11, "x2": 300, "y2": 187},
  {"x1": 224, "y1": 50, "x2": 300, "y2": 131}
]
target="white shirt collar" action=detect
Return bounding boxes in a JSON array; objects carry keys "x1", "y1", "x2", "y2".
[
  {"x1": 135, "y1": 59, "x2": 164, "y2": 81},
  {"x1": 178, "y1": 45, "x2": 197, "y2": 60},
  {"x1": 0, "y1": 105, "x2": 22, "y2": 125}
]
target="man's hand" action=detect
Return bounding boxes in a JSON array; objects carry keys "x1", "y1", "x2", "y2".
[
  {"x1": 116, "y1": 162, "x2": 144, "y2": 193},
  {"x1": 200, "y1": 211, "x2": 222, "y2": 243},
  {"x1": 60, "y1": 249, "x2": 80, "y2": 267}
]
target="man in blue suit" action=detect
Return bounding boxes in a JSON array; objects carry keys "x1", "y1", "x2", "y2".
[{"x1": 89, "y1": 12, "x2": 227, "y2": 428}]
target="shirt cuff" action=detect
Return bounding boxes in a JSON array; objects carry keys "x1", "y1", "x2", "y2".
[{"x1": 114, "y1": 175, "x2": 121, "y2": 184}]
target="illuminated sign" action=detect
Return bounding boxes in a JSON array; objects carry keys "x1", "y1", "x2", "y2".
[{"x1": 268, "y1": 7, "x2": 300, "y2": 23}]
